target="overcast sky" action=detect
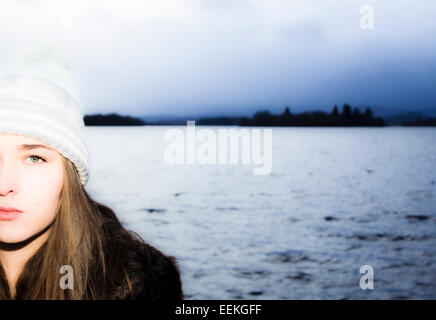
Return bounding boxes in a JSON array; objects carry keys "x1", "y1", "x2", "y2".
[{"x1": 0, "y1": 0, "x2": 435, "y2": 117}]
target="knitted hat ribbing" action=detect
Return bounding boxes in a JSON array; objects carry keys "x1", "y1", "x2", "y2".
[{"x1": 0, "y1": 45, "x2": 89, "y2": 185}]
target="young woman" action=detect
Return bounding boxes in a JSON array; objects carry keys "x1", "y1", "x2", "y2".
[{"x1": 0, "y1": 48, "x2": 183, "y2": 300}]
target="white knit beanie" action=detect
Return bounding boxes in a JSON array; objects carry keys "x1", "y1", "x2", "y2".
[{"x1": 0, "y1": 45, "x2": 89, "y2": 185}]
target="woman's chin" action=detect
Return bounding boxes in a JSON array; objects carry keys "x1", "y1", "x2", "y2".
[
  {"x1": 0, "y1": 219, "x2": 53, "y2": 243},
  {"x1": 0, "y1": 228, "x2": 35, "y2": 245},
  {"x1": 0, "y1": 234, "x2": 29, "y2": 244}
]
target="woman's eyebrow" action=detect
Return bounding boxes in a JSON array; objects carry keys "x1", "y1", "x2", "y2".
[{"x1": 19, "y1": 144, "x2": 54, "y2": 151}]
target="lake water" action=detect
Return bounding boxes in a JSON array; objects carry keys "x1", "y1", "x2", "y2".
[{"x1": 84, "y1": 126, "x2": 436, "y2": 299}]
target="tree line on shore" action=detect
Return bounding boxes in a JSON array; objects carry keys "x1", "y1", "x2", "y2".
[
  {"x1": 84, "y1": 113, "x2": 146, "y2": 126},
  {"x1": 84, "y1": 105, "x2": 436, "y2": 126},
  {"x1": 237, "y1": 104, "x2": 384, "y2": 127}
]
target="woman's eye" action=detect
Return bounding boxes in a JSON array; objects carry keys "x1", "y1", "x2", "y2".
[{"x1": 27, "y1": 155, "x2": 45, "y2": 164}]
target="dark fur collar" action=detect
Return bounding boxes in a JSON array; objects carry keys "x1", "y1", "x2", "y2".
[{"x1": 96, "y1": 202, "x2": 184, "y2": 300}]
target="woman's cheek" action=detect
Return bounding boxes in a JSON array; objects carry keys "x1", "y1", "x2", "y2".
[
  {"x1": 23, "y1": 162, "x2": 63, "y2": 192},
  {"x1": 21, "y1": 164, "x2": 63, "y2": 217}
]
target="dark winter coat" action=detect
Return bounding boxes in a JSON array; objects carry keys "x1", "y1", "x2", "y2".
[{"x1": 94, "y1": 202, "x2": 184, "y2": 300}]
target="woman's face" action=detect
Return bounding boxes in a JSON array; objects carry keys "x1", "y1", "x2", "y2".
[{"x1": 0, "y1": 134, "x2": 64, "y2": 243}]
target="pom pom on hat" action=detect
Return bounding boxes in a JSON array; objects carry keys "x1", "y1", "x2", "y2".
[{"x1": 0, "y1": 44, "x2": 89, "y2": 185}]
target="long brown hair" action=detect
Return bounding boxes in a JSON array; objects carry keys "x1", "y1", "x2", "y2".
[{"x1": 0, "y1": 156, "x2": 110, "y2": 299}]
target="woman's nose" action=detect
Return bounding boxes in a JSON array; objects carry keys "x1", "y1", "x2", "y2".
[{"x1": 0, "y1": 161, "x2": 18, "y2": 196}]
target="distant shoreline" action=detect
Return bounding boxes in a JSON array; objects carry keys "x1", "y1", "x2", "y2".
[{"x1": 84, "y1": 105, "x2": 436, "y2": 127}]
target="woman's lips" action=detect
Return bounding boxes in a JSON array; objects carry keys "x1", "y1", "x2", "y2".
[{"x1": 0, "y1": 208, "x2": 23, "y2": 221}]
